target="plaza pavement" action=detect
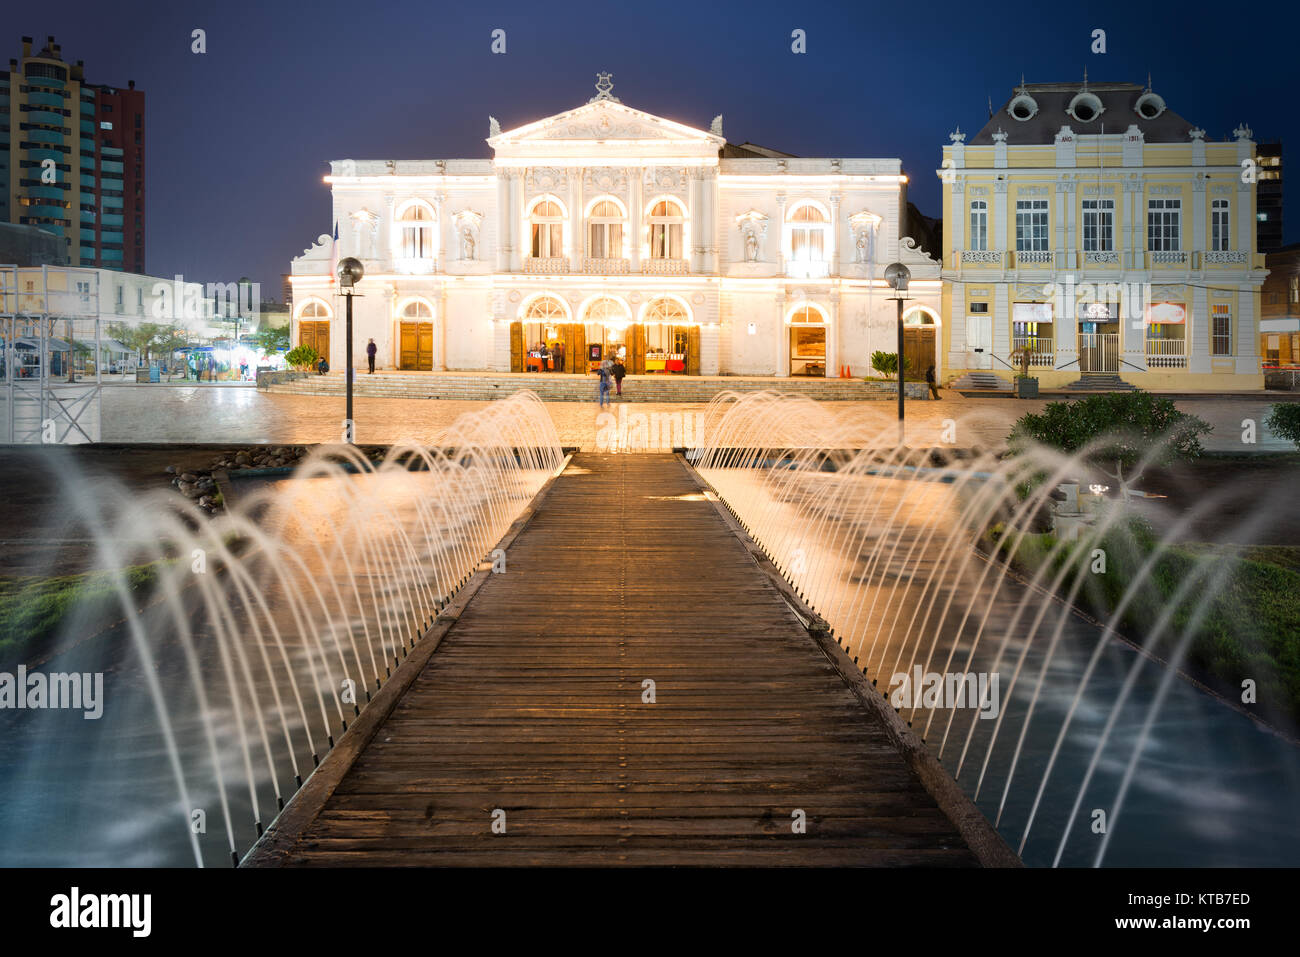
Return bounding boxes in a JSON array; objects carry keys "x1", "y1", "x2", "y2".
[{"x1": 96, "y1": 384, "x2": 1297, "y2": 453}]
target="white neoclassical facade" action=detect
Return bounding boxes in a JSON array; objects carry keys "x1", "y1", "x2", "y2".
[{"x1": 289, "y1": 77, "x2": 941, "y2": 379}]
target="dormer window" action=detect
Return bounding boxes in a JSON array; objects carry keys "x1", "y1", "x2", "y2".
[
  {"x1": 1007, "y1": 92, "x2": 1038, "y2": 121},
  {"x1": 1067, "y1": 91, "x2": 1105, "y2": 123},
  {"x1": 1134, "y1": 91, "x2": 1166, "y2": 120}
]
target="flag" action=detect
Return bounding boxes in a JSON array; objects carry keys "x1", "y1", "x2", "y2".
[{"x1": 330, "y1": 220, "x2": 340, "y2": 284}]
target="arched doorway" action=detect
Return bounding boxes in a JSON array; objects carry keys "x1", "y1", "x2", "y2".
[
  {"x1": 512, "y1": 293, "x2": 580, "y2": 373},
  {"x1": 297, "y1": 298, "x2": 332, "y2": 362},
  {"x1": 396, "y1": 298, "x2": 435, "y2": 370},
  {"x1": 902, "y1": 305, "x2": 939, "y2": 380},
  {"x1": 580, "y1": 295, "x2": 632, "y2": 372},
  {"x1": 788, "y1": 303, "x2": 827, "y2": 377},
  {"x1": 638, "y1": 295, "x2": 696, "y2": 374}
]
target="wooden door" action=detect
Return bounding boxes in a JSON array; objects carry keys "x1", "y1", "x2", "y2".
[
  {"x1": 630, "y1": 323, "x2": 646, "y2": 375},
  {"x1": 399, "y1": 321, "x2": 434, "y2": 370},
  {"x1": 686, "y1": 325, "x2": 701, "y2": 376},
  {"x1": 510, "y1": 321, "x2": 523, "y2": 373},
  {"x1": 300, "y1": 321, "x2": 329, "y2": 361},
  {"x1": 902, "y1": 327, "x2": 935, "y2": 379},
  {"x1": 566, "y1": 323, "x2": 586, "y2": 375}
]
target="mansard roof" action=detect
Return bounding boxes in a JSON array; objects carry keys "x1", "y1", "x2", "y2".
[{"x1": 971, "y1": 81, "x2": 1196, "y2": 145}]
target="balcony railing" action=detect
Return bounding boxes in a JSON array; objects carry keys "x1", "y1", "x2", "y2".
[
  {"x1": 1014, "y1": 249, "x2": 1053, "y2": 266},
  {"x1": 1145, "y1": 337, "x2": 1188, "y2": 368},
  {"x1": 1011, "y1": 336, "x2": 1056, "y2": 367},
  {"x1": 1150, "y1": 250, "x2": 1187, "y2": 266},
  {"x1": 1084, "y1": 250, "x2": 1120, "y2": 264},
  {"x1": 642, "y1": 258, "x2": 688, "y2": 276},
  {"x1": 961, "y1": 249, "x2": 1003, "y2": 265},
  {"x1": 582, "y1": 257, "x2": 629, "y2": 275},
  {"x1": 524, "y1": 256, "x2": 569, "y2": 274},
  {"x1": 786, "y1": 259, "x2": 830, "y2": 279},
  {"x1": 1204, "y1": 250, "x2": 1247, "y2": 264}
]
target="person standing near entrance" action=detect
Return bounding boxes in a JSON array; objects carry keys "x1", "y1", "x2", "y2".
[
  {"x1": 554, "y1": 340, "x2": 565, "y2": 373},
  {"x1": 366, "y1": 338, "x2": 377, "y2": 374},
  {"x1": 925, "y1": 364, "x2": 941, "y2": 400},
  {"x1": 612, "y1": 357, "x2": 626, "y2": 396}
]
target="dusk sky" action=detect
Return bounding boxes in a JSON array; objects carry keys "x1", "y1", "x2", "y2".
[{"x1": 13, "y1": 0, "x2": 1299, "y2": 294}]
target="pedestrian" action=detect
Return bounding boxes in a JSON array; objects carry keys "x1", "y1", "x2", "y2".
[
  {"x1": 207, "y1": 355, "x2": 215, "y2": 382},
  {"x1": 925, "y1": 363, "x2": 941, "y2": 400},
  {"x1": 366, "y1": 338, "x2": 377, "y2": 374},
  {"x1": 597, "y1": 357, "x2": 612, "y2": 407},
  {"x1": 317, "y1": 355, "x2": 329, "y2": 375},
  {"x1": 612, "y1": 357, "x2": 626, "y2": 396},
  {"x1": 555, "y1": 340, "x2": 565, "y2": 373}
]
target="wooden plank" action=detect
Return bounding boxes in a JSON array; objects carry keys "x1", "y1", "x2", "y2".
[{"x1": 247, "y1": 453, "x2": 983, "y2": 867}]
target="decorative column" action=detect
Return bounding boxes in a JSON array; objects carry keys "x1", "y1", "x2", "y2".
[
  {"x1": 775, "y1": 289, "x2": 787, "y2": 376},
  {"x1": 571, "y1": 167, "x2": 583, "y2": 267},
  {"x1": 1189, "y1": 284, "x2": 1211, "y2": 373},
  {"x1": 688, "y1": 170, "x2": 703, "y2": 273},
  {"x1": 495, "y1": 170, "x2": 510, "y2": 272},
  {"x1": 630, "y1": 166, "x2": 642, "y2": 272},
  {"x1": 432, "y1": 192, "x2": 445, "y2": 270},
  {"x1": 508, "y1": 170, "x2": 523, "y2": 272},
  {"x1": 827, "y1": 290, "x2": 840, "y2": 378},
  {"x1": 702, "y1": 166, "x2": 718, "y2": 273},
  {"x1": 829, "y1": 193, "x2": 841, "y2": 276},
  {"x1": 383, "y1": 194, "x2": 395, "y2": 268},
  {"x1": 437, "y1": 283, "x2": 448, "y2": 370},
  {"x1": 775, "y1": 192, "x2": 788, "y2": 276}
]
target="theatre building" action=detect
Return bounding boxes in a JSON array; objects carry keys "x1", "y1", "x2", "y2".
[{"x1": 288, "y1": 77, "x2": 940, "y2": 379}]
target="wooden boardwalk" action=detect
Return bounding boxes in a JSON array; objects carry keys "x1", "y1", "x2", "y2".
[{"x1": 249, "y1": 453, "x2": 981, "y2": 866}]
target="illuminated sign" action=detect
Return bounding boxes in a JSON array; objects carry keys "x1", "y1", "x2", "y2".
[{"x1": 1145, "y1": 302, "x2": 1186, "y2": 324}]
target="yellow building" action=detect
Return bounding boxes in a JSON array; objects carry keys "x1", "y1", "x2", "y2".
[{"x1": 938, "y1": 79, "x2": 1266, "y2": 391}]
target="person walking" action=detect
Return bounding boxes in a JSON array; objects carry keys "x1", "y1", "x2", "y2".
[
  {"x1": 554, "y1": 340, "x2": 565, "y2": 373},
  {"x1": 925, "y1": 363, "x2": 941, "y2": 400},
  {"x1": 611, "y1": 357, "x2": 626, "y2": 397},
  {"x1": 366, "y1": 338, "x2": 377, "y2": 374},
  {"x1": 597, "y1": 357, "x2": 612, "y2": 407}
]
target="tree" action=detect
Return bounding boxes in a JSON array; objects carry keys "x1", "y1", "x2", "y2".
[
  {"x1": 1009, "y1": 391, "x2": 1212, "y2": 498},
  {"x1": 107, "y1": 321, "x2": 167, "y2": 363},
  {"x1": 252, "y1": 324, "x2": 290, "y2": 355},
  {"x1": 870, "y1": 351, "x2": 898, "y2": 378},
  {"x1": 1265, "y1": 403, "x2": 1300, "y2": 449}
]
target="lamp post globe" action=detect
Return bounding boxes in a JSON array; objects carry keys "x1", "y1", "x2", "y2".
[
  {"x1": 337, "y1": 258, "x2": 364, "y2": 442},
  {"x1": 337, "y1": 257, "x2": 364, "y2": 288},
  {"x1": 884, "y1": 261, "x2": 911, "y2": 293},
  {"x1": 885, "y1": 262, "x2": 912, "y2": 443}
]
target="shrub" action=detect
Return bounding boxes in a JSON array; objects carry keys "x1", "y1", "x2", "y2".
[
  {"x1": 1010, "y1": 390, "x2": 1211, "y2": 472},
  {"x1": 871, "y1": 351, "x2": 899, "y2": 377},
  {"x1": 284, "y1": 344, "x2": 319, "y2": 370},
  {"x1": 1265, "y1": 403, "x2": 1300, "y2": 448}
]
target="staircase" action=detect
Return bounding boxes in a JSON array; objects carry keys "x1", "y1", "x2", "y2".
[
  {"x1": 949, "y1": 371, "x2": 1012, "y2": 392},
  {"x1": 1064, "y1": 373, "x2": 1136, "y2": 391},
  {"x1": 264, "y1": 372, "x2": 930, "y2": 403}
]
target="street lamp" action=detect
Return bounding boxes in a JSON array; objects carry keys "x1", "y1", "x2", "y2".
[
  {"x1": 337, "y1": 257, "x2": 364, "y2": 442},
  {"x1": 885, "y1": 262, "x2": 912, "y2": 446}
]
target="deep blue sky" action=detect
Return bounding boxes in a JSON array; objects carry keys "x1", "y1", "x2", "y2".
[{"x1": 16, "y1": 0, "x2": 1300, "y2": 293}]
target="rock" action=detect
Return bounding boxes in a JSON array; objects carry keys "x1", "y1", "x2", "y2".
[
  {"x1": 165, "y1": 465, "x2": 176, "y2": 474},
  {"x1": 180, "y1": 472, "x2": 198, "y2": 483},
  {"x1": 182, "y1": 484, "x2": 203, "y2": 499},
  {"x1": 234, "y1": 452, "x2": 252, "y2": 465}
]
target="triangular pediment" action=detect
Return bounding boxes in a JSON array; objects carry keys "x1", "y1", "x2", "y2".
[{"x1": 489, "y1": 99, "x2": 724, "y2": 159}]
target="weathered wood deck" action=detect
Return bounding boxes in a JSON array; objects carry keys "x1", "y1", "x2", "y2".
[{"x1": 247, "y1": 453, "x2": 983, "y2": 866}]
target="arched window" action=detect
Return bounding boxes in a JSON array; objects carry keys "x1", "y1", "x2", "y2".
[
  {"x1": 399, "y1": 299, "x2": 433, "y2": 320},
  {"x1": 298, "y1": 298, "x2": 332, "y2": 320},
  {"x1": 788, "y1": 304, "x2": 826, "y2": 324},
  {"x1": 583, "y1": 296, "x2": 629, "y2": 324},
  {"x1": 648, "y1": 200, "x2": 684, "y2": 259},
  {"x1": 788, "y1": 204, "x2": 828, "y2": 263},
  {"x1": 523, "y1": 295, "x2": 569, "y2": 322},
  {"x1": 587, "y1": 199, "x2": 624, "y2": 259},
  {"x1": 643, "y1": 296, "x2": 690, "y2": 325},
  {"x1": 530, "y1": 200, "x2": 564, "y2": 258},
  {"x1": 398, "y1": 202, "x2": 435, "y2": 260}
]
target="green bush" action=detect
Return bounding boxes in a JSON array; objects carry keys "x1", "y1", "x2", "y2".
[
  {"x1": 1010, "y1": 390, "x2": 1212, "y2": 472},
  {"x1": 284, "y1": 344, "x2": 320, "y2": 370},
  {"x1": 1265, "y1": 403, "x2": 1300, "y2": 448},
  {"x1": 870, "y1": 351, "x2": 899, "y2": 377}
]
